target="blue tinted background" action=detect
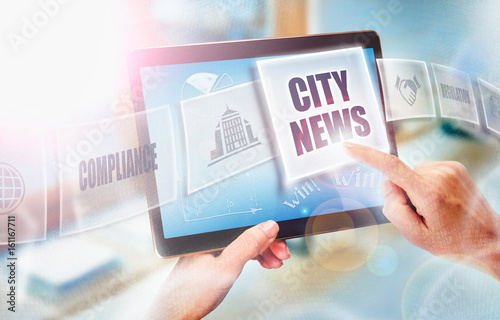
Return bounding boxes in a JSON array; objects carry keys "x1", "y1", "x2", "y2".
[{"x1": 142, "y1": 48, "x2": 388, "y2": 238}]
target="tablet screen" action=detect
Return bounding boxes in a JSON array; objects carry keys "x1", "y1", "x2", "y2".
[{"x1": 129, "y1": 32, "x2": 396, "y2": 257}]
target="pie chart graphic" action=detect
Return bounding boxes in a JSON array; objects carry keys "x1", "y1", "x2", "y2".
[{"x1": 181, "y1": 72, "x2": 234, "y2": 100}]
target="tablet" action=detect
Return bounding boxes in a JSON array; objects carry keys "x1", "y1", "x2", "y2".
[{"x1": 128, "y1": 31, "x2": 397, "y2": 258}]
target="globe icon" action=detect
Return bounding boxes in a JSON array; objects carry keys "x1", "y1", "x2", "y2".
[{"x1": 0, "y1": 162, "x2": 25, "y2": 215}]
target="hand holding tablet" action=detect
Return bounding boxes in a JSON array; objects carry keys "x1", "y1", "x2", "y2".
[
  {"x1": 145, "y1": 221, "x2": 290, "y2": 320},
  {"x1": 131, "y1": 31, "x2": 500, "y2": 320},
  {"x1": 128, "y1": 32, "x2": 398, "y2": 258},
  {"x1": 146, "y1": 142, "x2": 500, "y2": 319}
]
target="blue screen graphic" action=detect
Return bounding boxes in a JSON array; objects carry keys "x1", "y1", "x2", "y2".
[{"x1": 141, "y1": 48, "x2": 386, "y2": 238}]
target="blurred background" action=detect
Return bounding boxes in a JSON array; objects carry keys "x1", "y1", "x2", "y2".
[{"x1": 1, "y1": 0, "x2": 500, "y2": 319}]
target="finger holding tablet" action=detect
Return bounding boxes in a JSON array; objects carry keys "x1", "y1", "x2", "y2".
[{"x1": 145, "y1": 221, "x2": 290, "y2": 320}]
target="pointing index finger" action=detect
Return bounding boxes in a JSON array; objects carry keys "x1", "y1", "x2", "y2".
[{"x1": 343, "y1": 142, "x2": 422, "y2": 197}]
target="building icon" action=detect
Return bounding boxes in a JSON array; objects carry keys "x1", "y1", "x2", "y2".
[{"x1": 209, "y1": 106, "x2": 261, "y2": 167}]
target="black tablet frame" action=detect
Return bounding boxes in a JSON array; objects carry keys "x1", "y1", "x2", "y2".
[{"x1": 128, "y1": 31, "x2": 397, "y2": 258}]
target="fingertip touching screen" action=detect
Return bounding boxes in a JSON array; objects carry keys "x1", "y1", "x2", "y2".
[{"x1": 128, "y1": 32, "x2": 398, "y2": 257}]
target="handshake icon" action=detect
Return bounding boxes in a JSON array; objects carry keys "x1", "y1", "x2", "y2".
[{"x1": 395, "y1": 75, "x2": 421, "y2": 106}]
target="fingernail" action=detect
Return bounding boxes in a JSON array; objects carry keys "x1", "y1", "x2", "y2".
[
  {"x1": 259, "y1": 220, "x2": 278, "y2": 238},
  {"x1": 343, "y1": 141, "x2": 355, "y2": 150},
  {"x1": 381, "y1": 180, "x2": 393, "y2": 197},
  {"x1": 286, "y1": 245, "x2": 291, "y2": 257}
]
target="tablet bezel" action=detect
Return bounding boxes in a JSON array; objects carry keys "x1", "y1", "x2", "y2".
[{"x1": 128, "y1": 31, "x2": 397, "y2": 258}]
